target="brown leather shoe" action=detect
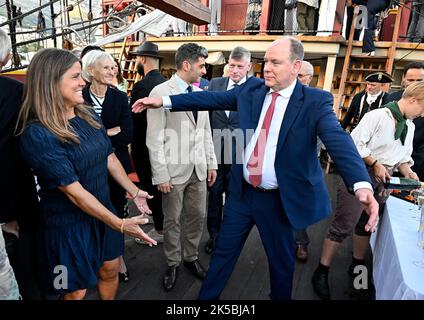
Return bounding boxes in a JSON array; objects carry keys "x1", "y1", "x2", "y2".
[{"x1": 296, "y1": 244, "x2": 308, "y2": 262}]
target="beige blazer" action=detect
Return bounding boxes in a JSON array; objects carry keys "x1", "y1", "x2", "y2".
[{"x1": 146, "y1": 75, "x2": 218, "y2": 185}]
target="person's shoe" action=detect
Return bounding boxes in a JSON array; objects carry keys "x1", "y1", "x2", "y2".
[
  {"x1": 295, "y1": 244, "x2": 308, "y2": 262},
  {"x1": 119, "y1": 271, "x2": 130, "y2": 282},
  {"x1": 204, "y1": 237, "x2": 215, "y2": 255},
  {"x1": 358, "y1": 51, "x2": 375, "y2": 57},
  {"x1": 135, "y1": 229, "x2": 164, "y2": 245},
  {"x1": 312, "y1": 269, "x2": 330, "y2": 300},
  {"x1": 163, "y1": 265, "x2": 178, "y2": 291},
  {"x1": 183, "y1": 259, "x2": 207, "y2": 280}
]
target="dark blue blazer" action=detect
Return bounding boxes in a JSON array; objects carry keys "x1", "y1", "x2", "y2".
[
  {"x1": 207, "y1": 77, "x2": 240, "y2": 164},
  {"x1": 170, "y1": 77, "x2": 371, "y2": 229}
]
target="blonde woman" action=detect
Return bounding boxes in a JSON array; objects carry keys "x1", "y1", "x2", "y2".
[
  {"x1": 17, "y1": 48, "x2": 156, "y2": 300},
  {"x1": 313, "y1": 81, "x2": 424, "y2": 300}
]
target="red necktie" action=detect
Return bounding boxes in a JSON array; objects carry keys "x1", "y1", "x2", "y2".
[{"x1": 247, "y1": 92, "x2": 280, "y2": 187}]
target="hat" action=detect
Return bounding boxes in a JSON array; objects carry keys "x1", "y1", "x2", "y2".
[
  {"x1": 130, "y1": 41, "x2": 162, "y2": 59},
  {"x1": 365, "y1": 72, "x2": 394, "y2": 83}
]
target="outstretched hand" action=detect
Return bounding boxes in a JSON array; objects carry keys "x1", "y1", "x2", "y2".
[
  {"x1": 122, "y1": 215, "x2": 157, "y2": 246},
  {"x1": 355, "y1": 188, "x2": 379, "y2": 233},
  {"x1": 132, "y1": 97, "x2": 163, "y2": 113},
  {"x1": 131, "y1": 189, "x2": 153, "y2": 214}
]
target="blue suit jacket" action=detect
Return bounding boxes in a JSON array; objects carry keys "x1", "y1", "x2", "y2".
[
  {"x1": 170, "y1": 77, "x2": 371, "y2": 229},
  {"x1": 207, "y1": 77, "x2": 240, "y2": 165}
]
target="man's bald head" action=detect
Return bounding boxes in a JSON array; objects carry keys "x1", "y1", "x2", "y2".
[
  {"x1": 263, "y1": 36, "x2": 304, "y2": 91},
  {"x1": 270, "y1": 36, "x2": 304, "y2": 62}
]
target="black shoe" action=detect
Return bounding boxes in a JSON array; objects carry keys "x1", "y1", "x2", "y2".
[
  {"x1": 204, "y1": 238, "x2": 215, "y2": 255},
  {"x1": 183, "y1": 259, "x2": 207, "y2": 280},
  {"x1": 119, "y1": 271, "x2": 129, "y2": 283},
  {"x1": 312, "y1": 269, "x2": 330, "y2": 300},
  {"x1": 163, "y1": 265, "x2": 178, "y2": 291}
]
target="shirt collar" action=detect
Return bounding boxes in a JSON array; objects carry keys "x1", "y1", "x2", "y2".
[
  {"x1": 367, "y1": 91, "x2": 382, "y2": 99},
  {"x1": 228, "y1": 76, "x2": 247, "y2": 89},
  {"x1": 174, "y1": 73, "x2": 191, "y2": 92},
  {"x1": 268, "y1": 79, "x2": 297, "y2": 98}
]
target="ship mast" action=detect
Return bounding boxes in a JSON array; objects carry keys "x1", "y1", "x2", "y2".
[{"x1": 5, "y1": 0, "x2": 20, "y2": 68}]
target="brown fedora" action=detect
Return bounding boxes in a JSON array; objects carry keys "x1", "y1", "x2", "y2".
[{"x1": 130, "y1": 41, "x2": 162, "y2": 58}]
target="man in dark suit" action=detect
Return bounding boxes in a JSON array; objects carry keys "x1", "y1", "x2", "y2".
[
  {"x1": 341, "y1": 71, "x2": 393, "y2": 132},
  {"x1": 385, "y1": 62, "x2": 424, "y2": 180},
  {"x1": 0, "y1": 27, "x2": 40, "y2": 299},
  {"x1": 204, "y1": 46, "x2": 251, "y2": 255},
  {"x1": 130, "y1": 42, "x2": 167, "y2": 245},
  {"x1": 132, "y1": 36, "x2": 379, "y2": 300}
]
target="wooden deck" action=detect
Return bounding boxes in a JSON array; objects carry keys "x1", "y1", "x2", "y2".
[{"x1": 87, "y1": 173, "x2": 373, "y2": 300}]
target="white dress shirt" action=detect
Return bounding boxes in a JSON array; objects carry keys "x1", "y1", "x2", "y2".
[
  {"x1": 242, "y1": 80, "x2": 297, "y2": 189},
  {"x1": 351, "y1": 108, "x2": 415, "y2": 167},
  {"x1": 225, "y1": 76, "x2": 247, "y2": 117}
]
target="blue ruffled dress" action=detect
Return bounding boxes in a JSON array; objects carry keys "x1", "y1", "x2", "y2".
[{"x1": 20, "y1": 116, "x2": 124, "y2": 294}]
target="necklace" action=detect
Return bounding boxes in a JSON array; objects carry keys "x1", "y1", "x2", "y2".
[{"x1": 90, "y1": 88, "x2": 105, "y2": 99}]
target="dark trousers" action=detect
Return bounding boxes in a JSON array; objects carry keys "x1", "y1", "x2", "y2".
[
  {"x1": 363, "y1": 0, "x2": 391, "y2": 53},
  {"x1": 133, "y1": 152, "x2": 164, "y2": 231},
  {"x1": 6, "y1": 230, "x2": 42, "y2": 299},
  {"x1": 295, "y1": 229, "x2": 310, "y2": 246},
  {"x1": 199, "y1": 183, "x2": 295, "y2": 300},
  {"x1": 407, "y1": 2, "x2": 424, "y2": 42},
  {"x1": 346, "y1": 5, "x2": 362, "y2": 40},
  {"x1": 207, "y1": 164, "x2": 232, "y2": 240}
]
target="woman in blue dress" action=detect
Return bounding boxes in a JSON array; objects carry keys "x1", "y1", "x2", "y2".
[{"x1": 17, "y1": 48, "x2": 157, "y2": 300}]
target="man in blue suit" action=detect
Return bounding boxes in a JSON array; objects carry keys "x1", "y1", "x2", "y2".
[
  {"x1": 204, "y1": 46, "x2": 252, "y2": 255},
  {"x1": 132, "y1": 36, "x2": 379, "y2": 300}
]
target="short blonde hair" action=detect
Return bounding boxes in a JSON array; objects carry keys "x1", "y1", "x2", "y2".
[
  {"x1": 81, "y1": 50, "x2": 114, "y2": 82},
  {"x1": 402, "y1": 81, "x2": 424, "y2": 101}
]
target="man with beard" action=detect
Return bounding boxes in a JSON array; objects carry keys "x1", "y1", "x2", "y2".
[
  {"x1": 341, "y1": 72, "x2": 393, "y2": 132},
  {"x1": 130, "y1": 42, "x2": 167, "y2": 245}
]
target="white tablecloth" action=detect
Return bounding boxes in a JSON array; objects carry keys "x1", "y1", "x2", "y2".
[{"x1": 371, "y1": 196, "x2": 424, "y2": 300}]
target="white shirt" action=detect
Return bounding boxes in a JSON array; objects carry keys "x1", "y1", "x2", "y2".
[
  {"x1": 225, "y1": 76, "x2": 247, "y2": 117},
  {"x1": 351, "y1": 108, "x2": 415, "y2": 168},
  {"x1": 366, "y1": 91, "x2": 382, "y2": 106},
  {"x1": 242, "y1": 80, "x2": 297, "y2": 189},
  {"x1": 90, "y1": 93, "x2": 104, "y2": 115}
]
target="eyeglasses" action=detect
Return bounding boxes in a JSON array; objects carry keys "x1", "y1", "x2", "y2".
[{"x1": 298, "y1": 74, "x2": 312, "y2": 78}]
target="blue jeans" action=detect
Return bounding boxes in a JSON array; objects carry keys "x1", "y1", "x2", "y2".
[{"x1": 0, "y1": 229, "x2": 20, "y2": 300}]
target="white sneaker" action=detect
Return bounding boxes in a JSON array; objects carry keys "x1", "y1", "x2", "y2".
[{"x1": 135, "y1": 229, "x2": 164, "y2": 245}]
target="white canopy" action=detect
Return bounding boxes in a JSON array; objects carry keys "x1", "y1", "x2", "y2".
[{"x1": 93, "y1": 10, "x2": 174, "y2": 47}]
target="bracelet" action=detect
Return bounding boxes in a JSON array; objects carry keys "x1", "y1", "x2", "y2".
[
  {"x1": 120, "y1": 218, "x2": 126, "y2": 234},
  {"x1": 130, "y1": 188, "x2": 140, "y2": 199},
  {"x1": 370, "y1": 160, "x2": 378, "y2": 168}
]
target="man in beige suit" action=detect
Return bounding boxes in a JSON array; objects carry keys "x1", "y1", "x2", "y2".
[{"x1": 147, "y1": 43, "x2": 217, "y2": 291}]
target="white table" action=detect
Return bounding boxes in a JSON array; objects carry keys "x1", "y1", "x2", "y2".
[{"x1": 371, "y1": 196, "x2": 424, "y2": 300}]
